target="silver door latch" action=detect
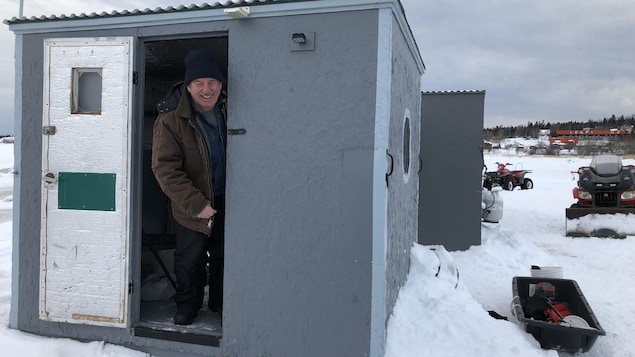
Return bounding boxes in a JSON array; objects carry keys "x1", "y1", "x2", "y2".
[{"x1": 42, "y1": 126, "x2": 56, "y2": 135}]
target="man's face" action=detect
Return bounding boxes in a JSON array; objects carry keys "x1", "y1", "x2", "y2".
[{"x1": 187, "y1": 78, "x2": 223, "y2": 112}]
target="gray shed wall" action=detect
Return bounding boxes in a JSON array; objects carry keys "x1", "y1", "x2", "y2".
[
  {"x1": 385, "y1": 14, "x2": 421, "y2": 318},
  {"x1": 418, "y1": 91, "x2": 484, "y2": 251},
  {"x1": 223, "y1": 10, "x2": 378, "y2": 356}
]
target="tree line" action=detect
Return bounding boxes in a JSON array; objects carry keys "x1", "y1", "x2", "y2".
[
  {"x1": 483, "y1": 114, "x2": 635, "y2": 155},
  {"x1": 484, "y1": 114, "x2": 635, "y2": 140}
]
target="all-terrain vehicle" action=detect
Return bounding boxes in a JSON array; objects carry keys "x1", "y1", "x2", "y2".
[
  {"x1": 566, "y1": 154, "x2": 635, "y2": 237},
  {"x1": 483, "y1": 162, "x2": 533, "y2": 191}
]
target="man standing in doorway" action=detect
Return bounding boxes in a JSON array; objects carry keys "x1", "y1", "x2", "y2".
[{"x1": 152, "y1": 49, "x2": 226, "y2": 325}]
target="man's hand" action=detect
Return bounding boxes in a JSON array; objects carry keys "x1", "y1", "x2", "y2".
[{"x1": 196, "y1": 204, "x2": 217, "y2": 219}]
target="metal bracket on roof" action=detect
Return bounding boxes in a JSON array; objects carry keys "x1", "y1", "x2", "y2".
[{"x1": 224, "y1": 7, "x2": 250, "y2": 19}]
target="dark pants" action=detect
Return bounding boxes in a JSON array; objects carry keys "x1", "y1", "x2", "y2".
[{"x1": 173, "y1": 196, "x2": 224, "y2": 311}]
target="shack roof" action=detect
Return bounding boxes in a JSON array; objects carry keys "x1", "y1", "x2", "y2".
[
  {"x1": 4, "y1": 0, "x2": 423, "y2": 72},
  {"x1": 4, "y1": 0, "x2": 292, "y2": 25}
]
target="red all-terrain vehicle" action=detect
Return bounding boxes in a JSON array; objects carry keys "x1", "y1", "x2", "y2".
[{"x1": 483, "y1": 162, "x2": 533, "y2": 191}]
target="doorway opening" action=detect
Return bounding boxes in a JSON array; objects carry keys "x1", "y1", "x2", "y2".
[{"x1": 137, "y1": 36, "x2": 228, "y2": 346}]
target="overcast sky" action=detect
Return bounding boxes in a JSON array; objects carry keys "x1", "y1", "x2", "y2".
[{"x1": 0, "y1": 0, "x2": 634, "y2": 134}]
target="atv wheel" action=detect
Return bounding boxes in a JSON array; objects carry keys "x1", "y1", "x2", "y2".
[
  {"x1": 521, "y1": 178, "x2": 533, "y2": 190},
  {"x1": 504, "y1": 179, "x2": 514, "y2": 191}
]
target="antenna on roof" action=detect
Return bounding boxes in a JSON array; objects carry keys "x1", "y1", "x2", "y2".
[{"x1": 19, "y1": 0, "x2": 24, "y2": 17}]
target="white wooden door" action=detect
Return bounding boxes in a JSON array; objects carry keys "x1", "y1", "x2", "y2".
[{"x1": 40, "y1": 37, "x2": 133, "y2": 327}]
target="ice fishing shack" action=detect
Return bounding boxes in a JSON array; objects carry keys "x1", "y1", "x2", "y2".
[
  {"x1": 5, "y1": 0, "x2": 424, "y2": 356},
  {"x1": 418, "y1": 91, "x2": 485, "y2": 251}
]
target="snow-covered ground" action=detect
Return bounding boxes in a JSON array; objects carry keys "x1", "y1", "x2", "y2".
[
  {"x1": 1, "y1": 141, "x2": 633, "y2": 356},
  {"x1": 387, "y1": 152, "x2": 635, "y2": 357}
]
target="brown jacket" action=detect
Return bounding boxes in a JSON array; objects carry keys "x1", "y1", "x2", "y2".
[{"x1": 151, "y1": 88, "x2": 215, "y2": 235}]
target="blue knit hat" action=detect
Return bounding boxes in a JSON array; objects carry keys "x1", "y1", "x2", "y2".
[{"x1": 184, "y1": 49, "x2": 225, "y2": 85}]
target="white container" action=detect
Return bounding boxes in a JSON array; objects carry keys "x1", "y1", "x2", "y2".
[
  {"x1": 482, "y1": 186, "x2": 504, "y2": 223},
  {"x1": 530, "y1": 265, "x2": 564, "y2": 278}
]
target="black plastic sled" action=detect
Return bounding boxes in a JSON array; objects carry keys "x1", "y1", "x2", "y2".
[{"x1": 511, "y1": 277, "x2": 605, "y2": 353}]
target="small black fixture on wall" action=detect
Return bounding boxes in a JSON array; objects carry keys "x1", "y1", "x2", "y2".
[
  {"x1": 290, "y1": 31, "x2": 315, "y2": 51},
  {"x1": 291, "y1": 33, "x2": 307, "y2": 44}
]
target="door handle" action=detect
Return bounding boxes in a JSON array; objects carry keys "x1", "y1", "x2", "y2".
[
  {"x1": 43, "y1": 172, "x2": 56, "y2": 185},
  {"x1": 227, "y1": 128, "x2": 246, "y2": 136}
]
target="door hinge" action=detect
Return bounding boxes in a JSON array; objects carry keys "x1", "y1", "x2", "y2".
[
  {"x1": 133, "y1": 71, "x2": 139, "y2": 85},
  {"x1": 128, "y1": 281, "x2": 134, "y2": 294},
  {"x1": 42, "y1": 126, "x2": 56, "y2": 135}
]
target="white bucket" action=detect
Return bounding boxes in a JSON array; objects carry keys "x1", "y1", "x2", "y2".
[{"x1": 530, "y1": 265, "x2": 564, "y2": 278}]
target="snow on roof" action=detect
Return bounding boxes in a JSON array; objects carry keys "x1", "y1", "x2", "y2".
[{"x1": 3, "y1": 0, "x2": 296, "y2": 25}]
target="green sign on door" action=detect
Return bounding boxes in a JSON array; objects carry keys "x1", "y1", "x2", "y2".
[{"x1": 58, "y1": 172, "x2": 116, "y2": 211}]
